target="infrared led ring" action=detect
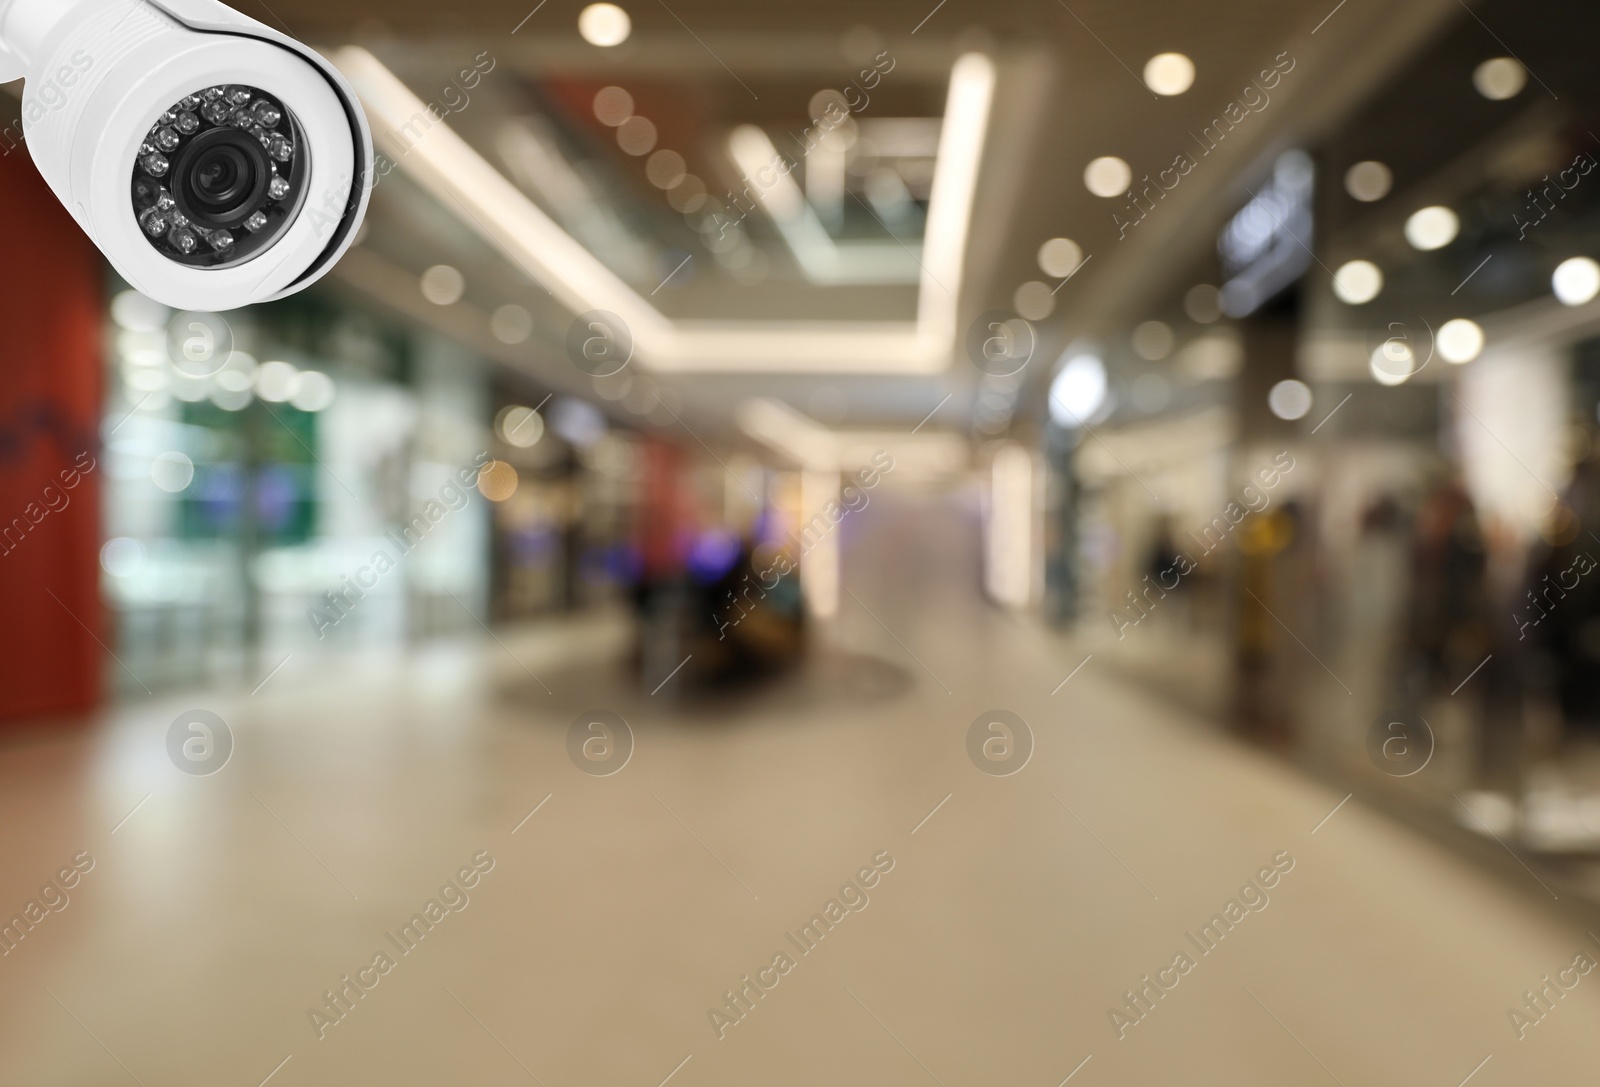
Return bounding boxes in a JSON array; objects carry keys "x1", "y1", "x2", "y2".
[{"x1": 130, "y1": 83, "x2": 310, "y2": 269}]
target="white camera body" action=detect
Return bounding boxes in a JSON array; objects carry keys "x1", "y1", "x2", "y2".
[{"x1": 0, "y1": 0, "x2": 372, "y2": 311}]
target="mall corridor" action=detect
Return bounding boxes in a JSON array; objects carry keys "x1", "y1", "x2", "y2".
[
  {"x1": 2, "y1": 494, "x2": 1597, "y2": 1086},
  {"x1": 6, "y1": 0, "x2": 1600, "y2": 1081}
]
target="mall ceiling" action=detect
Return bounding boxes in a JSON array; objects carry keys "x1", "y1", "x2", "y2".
[{"x1": 252, "y1": 0, "x2": 1469, "y2": 447}]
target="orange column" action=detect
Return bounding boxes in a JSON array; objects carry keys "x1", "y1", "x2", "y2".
[
  {"x1": 637, "y1": 438, "x2": 690, "y2": 580},
  {"x1": 0, "y1": 143, "x2": 105, "y2": 724}
]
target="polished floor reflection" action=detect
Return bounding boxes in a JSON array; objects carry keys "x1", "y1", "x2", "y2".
[{"x1": 1, "y1": 496, "x2": 1597, "y2": 1086}]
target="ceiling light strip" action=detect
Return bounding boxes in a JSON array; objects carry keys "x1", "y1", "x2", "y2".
[
  {"x1": 918, "y1": 52, "x2": 997, "y2": 351},
  {"x1": 333, "y1": 47, "x2": 994, "y2": 375},
  {"x1": 334, "y1": 46, "x2": 670, "y2": 339}
]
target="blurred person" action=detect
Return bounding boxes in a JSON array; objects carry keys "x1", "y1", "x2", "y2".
[
  {"x1": 1234, "y1": 502, "x2": 1300, "y2": 743},
  {"x1": 1144, "y1": 516, "x2": 1184, "y2": 589},
  {"x1": 1394, "y1": 469, "x2": 1493, "y2": 763},
  {"x1": 635, "y1": 529, "x2": 807, "y2": 694},
  {"x1": 1521, "y1": 451, "x2": 1600, "y2": 739},
  {"x1": 704, "y1": 539, "x2": 805, "y2": 684},
  {"x1": 1402, "y1": 470, "x2": 1492, "y2": 696},
  {"x1": 1136, "y1": 516, "x2": 1195, "y2": 633},
  {"x1": 1346, "y1": 493, "x2": 1411, "y2": 675},
  {"x1": 1476, "y1": 508, "x2": 1536, "y2": 796}
]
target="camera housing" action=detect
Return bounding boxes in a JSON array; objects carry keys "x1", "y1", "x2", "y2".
[{"x1": 0, "y1": 0, "x2": 372, "y2": 311}]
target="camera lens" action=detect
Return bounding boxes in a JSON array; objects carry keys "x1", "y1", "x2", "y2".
[
  {"x1": 131, "y1": 85, "x2": 308, "y2": 269},
  {"x1": 196, "y1": 149, "x2": 244, "y2": 203},
  {"x1": 175, "y1": 129, "x2": 269, "y2": 227}
]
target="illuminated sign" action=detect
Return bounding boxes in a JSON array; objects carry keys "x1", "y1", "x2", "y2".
[{"x1": 1218, "y1": 150, "x2": 1314, "y2": 317}]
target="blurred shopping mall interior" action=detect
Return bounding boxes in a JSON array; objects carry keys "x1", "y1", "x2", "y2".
[{"x1": 8, "y1": 0, "x2": 1600, "y2": 1082}]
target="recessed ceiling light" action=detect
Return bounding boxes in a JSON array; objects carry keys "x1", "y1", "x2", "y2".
[
  {"x1": 1143, "y1": 52, "x2": 1195, "y2": 96},
  {"x1": 616, "y1": 115, "x2": 657, "y2": 156},
  {"x1": 1084, "y1": 156, "x2": 1131, "y2": 198},
  {"x1": 1037, "y1": 237, "x2": 1082, "y2": 279},
  {"x1": 1132, "y1": 321, "x2": 1173, "y2": 360},
  {"x1": 593, "y1": 86, "x2": 633, "y2": 126},
  {"x1": 491, "y1": 304, "x2": 534, "y2": 344},
  {"x1": 421, "y1": 264, "x2": 465, "y2": 305},
  {"x1": 666, "y1": 174, "x2": 706, "y2": 213},
  {"x1": 808, "y1": 88, "x2": 850, "y2": 123},
  {"x1": 1473, "y1": 57, "x2": 1526, "y2": 100},
  {"x1": 1553, "y1": 257, "x2": 1600, "y2": 306},
  {"x1": 1268, "y1": 379, "x2": 1312, "y2": 420},
  {"x1": 496, "y1": 406, "x2": 545, "y2": 447},
  {"x1": 1404, "y1": 206, "x2": 1459, "y2": 251},
  {"x1": 1332, "y1": 260, "x2": 1382, "y2": 304},
  {"x1": 1013, "y1": 281, "x2": 1055, "y2": 321},
  {"x1": 1344, "y1": 160, "x2": 1391, "y2": 202},
  {"x1": 646, "y1": 149, "x2": 686, "y2": 189},
  {"x1": 579, "y1": 3, "x2": 631, "y2": 46},
  {"x1": 1369, "y1": 342, "x2": 1414, "y2": 386},
  {"x1": 1437, "y1": 319, "x2": 1484, "y2": 363}
]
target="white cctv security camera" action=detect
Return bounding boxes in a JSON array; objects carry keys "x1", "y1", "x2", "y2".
[{"x1": 0, "y1": 0, "x2": 372, "y2": 311}]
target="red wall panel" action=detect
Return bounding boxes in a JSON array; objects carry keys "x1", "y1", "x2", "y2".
[{"x1": 0, "y1": 144, "x2": 105, "y2": 724}]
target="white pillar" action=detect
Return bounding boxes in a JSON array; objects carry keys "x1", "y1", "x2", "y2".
[
  {"x1": 986, "y1": 443, "x2": 1034, "y2": 608},
  {"x1": 799, "y1": 469, "x2": 840, "y2": 619}
]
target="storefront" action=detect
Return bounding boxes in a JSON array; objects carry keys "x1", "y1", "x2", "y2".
[{"x1": 99, "y1": 286, "x2": 494, "y2": 690}]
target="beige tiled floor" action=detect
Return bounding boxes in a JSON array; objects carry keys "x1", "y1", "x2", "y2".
[{"x1": 3, "y1": 502, "x2": 1599, "y2": 1085}]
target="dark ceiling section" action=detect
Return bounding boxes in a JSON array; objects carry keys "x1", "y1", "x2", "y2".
[
  {"x1": 1305, "y1": 0, "x2": 1600, "y2": 337},
  {"x1": 249, "y1": 0, "x2": 1479, "y2": 436},
  {"x1": 250, "y1": 0, "x2": 1126, "y2": 37}
]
